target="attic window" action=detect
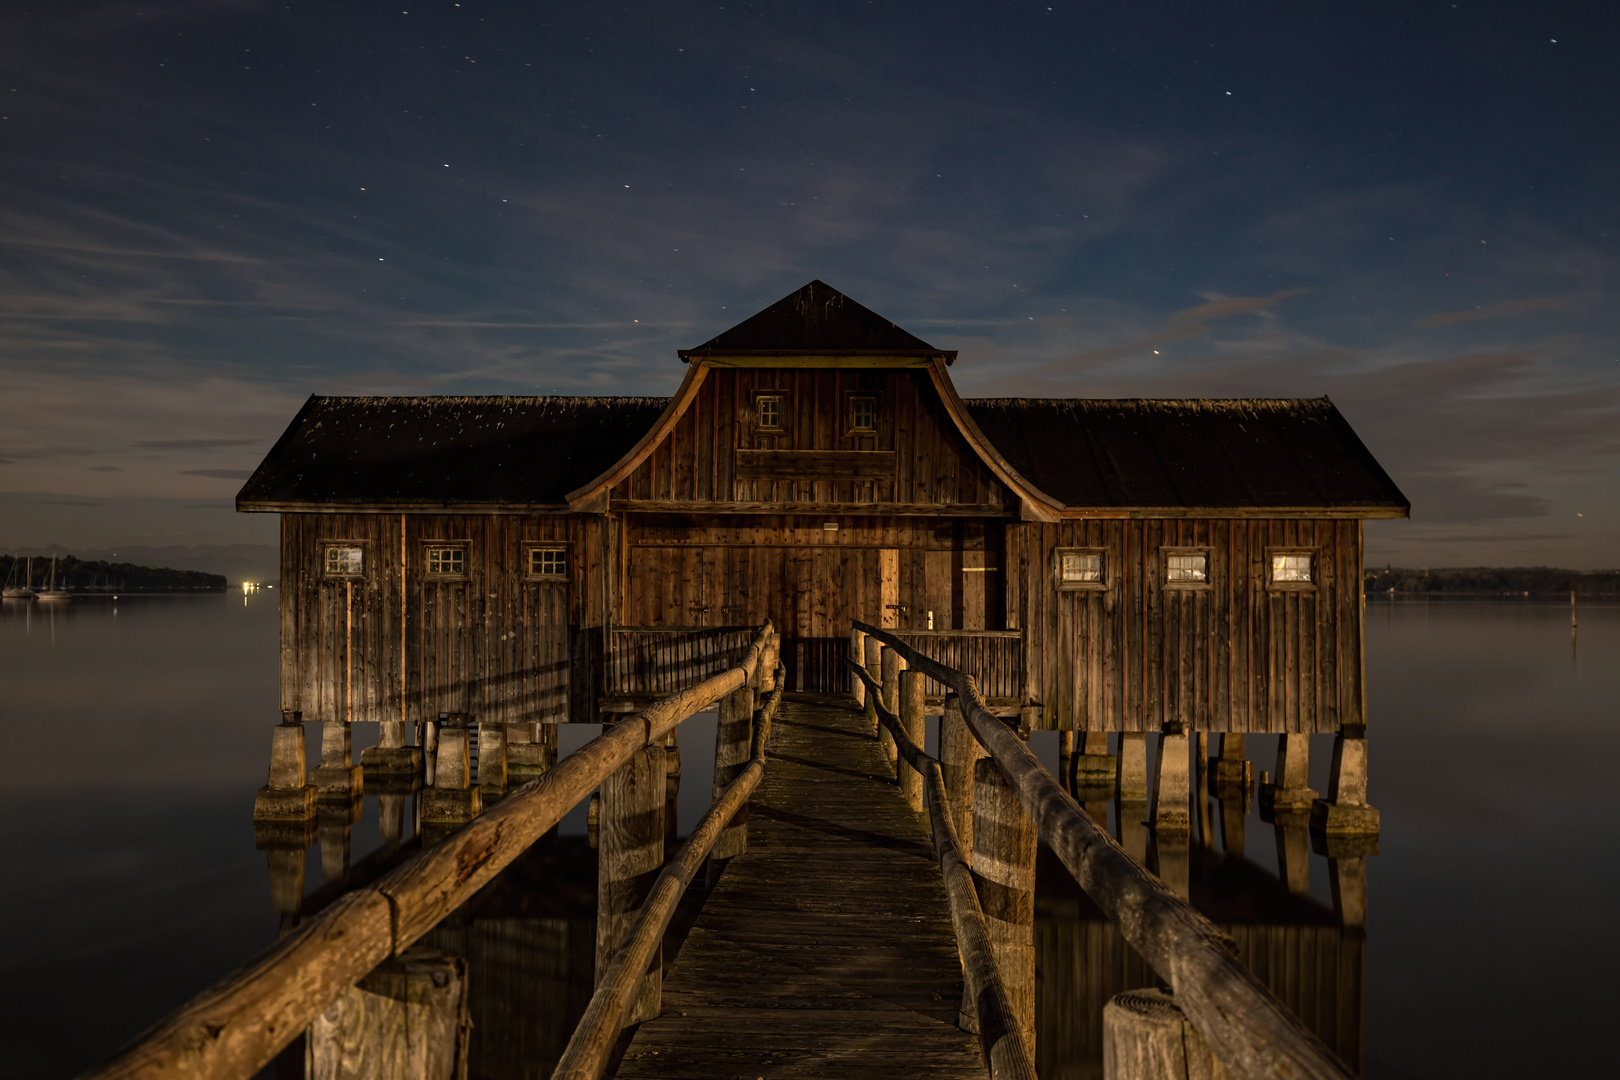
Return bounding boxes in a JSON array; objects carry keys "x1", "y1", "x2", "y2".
[
  {"x1": 1056, "y1": 548, "x2": 1105, "y2": 590},
  {"x1": 323, "y1": 544, "x2": 365, "y2": 578},
  {"x1": 758, "y1": 395, "x2": 782, "y2": 430},
  {"x1": 1164, "y1": 550, "x2": 1210, "y2": 587},
  {"x1": 527, "y1": 545, "x2": 568, "y2": 580},
  {"x1": 849, "y1": 395, "x2": 877, "y2": 433},
  {"x1": 1269, "y1": 551, "x2": 1316, "y2": 587}
]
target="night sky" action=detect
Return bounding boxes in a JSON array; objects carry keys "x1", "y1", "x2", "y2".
[{"x1": 2, "y1": 1, "x2": 1615, "y2": 567}]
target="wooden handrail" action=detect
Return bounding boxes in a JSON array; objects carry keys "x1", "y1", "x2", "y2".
[
  {"x1": 83, "y1": 621, "x2": 775, "y2": 1080},
  {"x1": 551, "y1": 664, "x2": 787, "y2": 1080},
  {"x1": 852, "y1": 620, "x2": 1354, "y2": 1080},
  {"x1": 845, "y1": 657, "x2": 1037, "y2": 1080}
]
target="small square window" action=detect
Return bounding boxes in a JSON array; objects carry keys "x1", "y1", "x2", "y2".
[
  {"x1": 758, "y1": 395, "x2": 782, "y2": 430},
  {"x1": 324, "y1": 545, "x2": 364, "y2": 577},
  {"x1": 1056, "y1": 548, "x2": 1106, "y2": 589},
  {"x1": 426, "y1": 547, "x2": 464, "y2": 575},
  {"x1": 528, "y1": 546, "x2": 567, "y2": 579},
  {"x1": 849, "y1": 395, "x2": 877, "y2": 433},
  {"x1": 1166, "y1": 552, "x2": 1208, "y2": 584},
  {"x1": 1271, "y1": 552, "x2": 1314, "y2": 584}
]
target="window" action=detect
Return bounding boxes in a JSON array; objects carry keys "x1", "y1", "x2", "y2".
[
  {"x1": 426, "y1": 546, "x2": 464, "y2": 576},
  {"x1": 527, "y1": 546, "x2": 568, "y2": 579},
  {"x1": 1056, "y1": 548, "x2": 1106, "y2": 590},
  {"x1": 1270, "y1": 551, "x2": 1315, "y2": 586},
  {"x1": 848, "y1": 395, "x2": 878, "y2": 433},
  {"x1": 1164, "y1": 550, "x2": 1209, "y2": 587},
  {"x1": 757, "y1": 395, "x2": 782, "y2": 430},
  {"x1": 324, "y1": 544, "x2": 364, "y2": 577}
]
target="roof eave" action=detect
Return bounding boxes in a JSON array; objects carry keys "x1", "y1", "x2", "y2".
[{"x1": 677, "y1": 349, "x2": 957, "y2": 367}]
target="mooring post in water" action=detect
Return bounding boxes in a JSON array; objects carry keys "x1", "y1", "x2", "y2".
[
  {"x1": 306, "y1": 946, "x2": 470, "y2": 1080},
  {"x1": 360, "y1": 717, "x2": 423, "y2": 776},
  {"x1": 1074, "y1": 730, "x2": 1117, "y2": 785},
  {"x1": 253, "y1": 710, "x2": 316, "y2": 821},
  {"x1": 1149, "y1": 720, "x2": 1190, "y2": 835},
  {"x1": 311, "y1": 718, "x2": 363, "y2": 800},
  {"x1": 863, "y1": 634, "x2": 882, "y2": 735},
  {"x1": 597, "y1": 739, "x2": 667, "y2": 1024},
  {"x1": 1117, "y1": 731, "x2": 1148, "y2": 804},
  {"x1": 1263, "y1": 733, "x2": 1318, "y2": 812},
  {"x1": 1102, "y1": 988, "x2": 1226, "y2": 1080},
  {"x1": 420, "y1": 713, "x2": 481, "y2": 830},
  {"x1": 849, "y1": 627, "x2": 868, "y2": 707},
  {"x1": 477, "y1": 719, "x2": 507, "y2": 797},
  {"x1": 1311, "y1": 722, "x2": 1380, "y2": 835},
  {"x1": 963, "y1": 752, "x2": 1037, "y2": 1056},
  {"x1": 879, "y1": 645, "x2": 906, "y2": 771},
  {"x1": 898, "y1": 670, "x2": 927, "y2": 811},
  {"x1": 710, "y1": 683, "x2": 754, "y2": 861}
]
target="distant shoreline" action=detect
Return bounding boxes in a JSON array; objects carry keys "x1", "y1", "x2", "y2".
[{"x1": 1364, "y1": 566, "x2": 1619, "y2": 599}]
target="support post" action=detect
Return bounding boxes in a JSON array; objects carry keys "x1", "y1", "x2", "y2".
[
  {"x1": 1264, "y1": 733, "x2": 1318, "y2": 812},
  {"x1": 379, "y1": 793, "x2": 406, "y2": 850},
  {"x1": 1117, "y1": 732, "x2": 1148, "y2": 803},
  {"x1": 1074, "y1": 730, "x2": 1116, "y2": 785},
  {"x1": 254, "y1": 712, "x2": 316, "y2": 821},
  {"x1": 710, "y1": 685, "x2": 754, "y2": 860},
  {"x1": 1311, "y1": 724, "x2": 1380, "y2": 834},
  {"x1": 318, "y1": 796, "x2": 361, "y2": 887},
  {"x1": 306, "y1": 947, "x2": 469, "y2": 1080},
  {"x1": 1149, "y1": 723, "x2": 1190, "y2": 834},
  {"x1": 360, "y1": 720, "x2": 422, "y2": 776},
  {"x1": 1058, "y1": 729, "x2": 1075, "y2": 790},
  {"x1": 597, "y1": 741, "x2": 666, "y2": 1025},
  {"x1": 1102, "y1": 988, "x2": 1229, "y2": 1080},
  {"x1": 863, "y1": 635, "x2": 882, "y2": 736},
  {"x1": 509, "y1": 723, "x2": 557, "y2": 775},
  {"x1": 898, "y1": 670, "x2": 926, "y2": 811},
  {"x1": 1209, "y1": 732, "x2": 1248, "y2": 787},
  {"x1": 311, "y1": 720, "x2": 364, "y2": 799},
  {"x1": 849, "y1": 628, "x2": 867, "y2": 706},
  {"x1": 964, "y1": 754, "x2": 1036, "y2": 1056},
  {"x1": 420, "y1": 718, "x2": 481, "y2": 828},
  {"x1": 940, "y1": 692, "x2": 983, "y2": 859},
  {"x1": 879, "y1": 646, "x2": 906, "y2": 770},
  {"x1": 477, "y1": 720, "x2": 507, "y2": 796}
]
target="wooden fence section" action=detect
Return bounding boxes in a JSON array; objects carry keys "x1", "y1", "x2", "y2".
[
  {"x1": 853, "y1": 619, "x2": 1355, "y2": 1080},
  {"x1": 85, "y1": 623, "x2": 774, "y2": 1080},
  {"x1": 892, "y1": 629, "x2": 1024, "y2": 703},
  {"x1": 605, "y1": 626, "x2": 758, "y2": 696}
]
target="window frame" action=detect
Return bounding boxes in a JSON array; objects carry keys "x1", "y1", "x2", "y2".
[
  {"x1": 1161, "y1": 546, "x2": 1213, "y2": 591},
  {"x1": 419, "y1": 539, "x2": 470, "y2": 581},
  {"x1": 753, "y1": 392, "x2": 786, "y2": 432},
  {"x1": 843, "y1": 391, "x2": 880, "y2": 436},
  {"x1": 1054, "y1": 547, "x2": 1108, "y2": 591},
  {"x1": 319, "y1": 540, "x2": 369, "y2": 580},
  {"x1": 524, "y1": 543, "x2": 570, "y2": 582},
  {"x1": 1266, "y1": 547, "x2": 1319, "y2": 591}
]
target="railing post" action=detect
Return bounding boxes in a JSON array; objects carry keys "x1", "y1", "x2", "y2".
[
  {"x1": 940, "y1": 692, "x2": 983, "y2": 858},
  {"x1": 711, "y1": 684, "x2": 754, "y2": 860},
  {"x1": 965, "y1": 753, "x2": 1036, "y2": 1055},
  {"x1": 306, "y1": 946, "x2": 470, "y2": 1080},
  {"x1": 863, "y1": 635, "x2": 882, "y2": 735},
  {"x1": 1102, "y1": 988, "x2": 1225, "y2": 1080},
  {"x1": 598, "y1": 739, "x2": 667, "y2": 1025},
  {"x1": 849, "y1": 627, "x2": 867, "y2": 706},
  {"x1": 880, "y1": 645, "x2": 906, "y2": 770},
  {"x1": 898, "y1": 670, "x2": 926, "y2": 811}
]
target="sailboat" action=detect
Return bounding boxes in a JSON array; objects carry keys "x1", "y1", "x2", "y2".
[
  {"x1": 2, "y1": 556, "x2": 36, "y2": 600},
  {"x1": 36, "y1": 556, "x2": 71, "y2": 602}
]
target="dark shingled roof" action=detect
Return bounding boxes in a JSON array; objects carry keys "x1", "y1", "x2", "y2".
[
  {"x1": 963, "y1": 397, "x2": 1409, "y2": 512},
  {"x1": 679, "y1": 280, "x2": 948, "y2": 357},
  {"x1": 237, "y1": 395, "x2": 669, "y2": 509}
]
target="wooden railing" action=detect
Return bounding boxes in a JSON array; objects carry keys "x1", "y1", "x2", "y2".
[
  {"x1": 606, "y1": 625, "x2": 759, "y2": 696},
  {"x1": 85, "y1": 622, "x2": 777, "y2": 1080},
  {"x1": 844, "y1": 655, "x2": 1038, "y2": 1080},
  {"x1": 852, "y1": 620, "x2": 1355, "y2": 1080},
  {"x1": 891, "y1": 628, "x2": 1024, "y2": 702}
]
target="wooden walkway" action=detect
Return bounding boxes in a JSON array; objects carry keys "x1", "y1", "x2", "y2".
[{"x1": 615, "y1": 693, "x2": 984, "y2": 1079}]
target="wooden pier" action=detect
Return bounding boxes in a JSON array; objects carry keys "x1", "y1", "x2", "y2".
[{"x1": 616, "y1": 694, "x2": 982, "y2": 1079}]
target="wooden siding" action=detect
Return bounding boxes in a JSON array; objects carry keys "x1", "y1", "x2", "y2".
[
  {"x1": 279, "y1": 513, "x2": 608, "y2": 725},
  {"x1": 609, "y1": 368, "x2": 1013, "y2": 512},
  {"x1": 1011, "y1": 518, "x2": 1363, "y2": 734}
]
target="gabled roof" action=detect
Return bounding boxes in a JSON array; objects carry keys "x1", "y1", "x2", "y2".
[
  {"x1": 236, "y1": 395, "x2": 667, "y2": 511},
  {"x1": 963, "y1": 397, "x2": 1409, "y2": 516},
  {"x1": 678, "y1": 280, "x2": 954, "y2": 361}
]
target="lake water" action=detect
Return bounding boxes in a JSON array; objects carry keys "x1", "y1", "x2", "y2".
[{"x1": 0, "y1": 594, "x2": 1614, "y2": 1078}]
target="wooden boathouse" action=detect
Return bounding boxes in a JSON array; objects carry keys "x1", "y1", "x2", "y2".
[{"x1": 237, "y1": 279, "x2": 1407, "y2": 744}]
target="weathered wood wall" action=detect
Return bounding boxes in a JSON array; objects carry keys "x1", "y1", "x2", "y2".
[
  {"x1": 1009, "y1": 518, "x2": 1364, "y2": 734},
  {"x1": 280, "y1": 513, "x2": 609, "y2": 724},
  {"x1": 610, "y1": 368, "x2": 1013, "y2": 512}
]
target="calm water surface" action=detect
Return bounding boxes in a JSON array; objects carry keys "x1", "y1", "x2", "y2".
[{"x1": 0, "y1": 594, "x2": 1614, "y2": 1078}]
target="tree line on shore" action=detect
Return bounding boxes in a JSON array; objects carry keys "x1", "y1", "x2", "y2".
[
  {"x1": 1364, "y1": 566, "x2": 1620, "y2": 598},
  {"x1": 1, "y1": 554, "x2": 226, "y2": 592}
]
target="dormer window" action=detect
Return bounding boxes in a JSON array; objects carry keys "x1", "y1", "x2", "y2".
[
  {"x1": 758, "y1": 395, "x2": 783, "y2": 430},
  {"x1": 848, "y1": 395, "x2": 877, "y2": 434}
]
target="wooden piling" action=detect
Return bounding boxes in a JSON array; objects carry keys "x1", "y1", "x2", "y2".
[
  {"x1": 1150, "y1": 725, "x2": 1190, "y2": 835},
  {"x1": 597, "y1": 742, "x2": 666, "y2": 1025},
  {"x1": 1103, "y1": 988, "x2": 1229, "y2": 1080},
  {"x1": 710, "y1": 685, "x2": 754, "y2": 860},
  {"x1": 1118, "y1": 731, "x2": 1148, "y2": 803},
  {"x1": 305, "y1": 946, "x2": 469, "y2": 1080},
  {"x1": 849, "y1": 628, "x2": 867, "y2": 706},
  {"x1": 863, "y1": 634, "x2": 882, "y2": 736},
  {"x1": 880, "y1": 645, "x2": 906, "y2": 769},
  {"x1": 967, "y1": 754, "x2": 1036, "y2": 1055},
  {"x1": 898, "y1": 670, "x2": 926, "y2": 811}
]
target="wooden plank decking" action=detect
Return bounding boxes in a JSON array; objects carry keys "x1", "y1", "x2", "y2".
[{"x1": 614, "y1": 693, "x2": 984, "y2": 1079}]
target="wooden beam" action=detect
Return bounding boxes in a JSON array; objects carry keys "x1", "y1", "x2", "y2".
[{"x1": 735, "y1": 449, "x2": 898, "y2": 480}]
